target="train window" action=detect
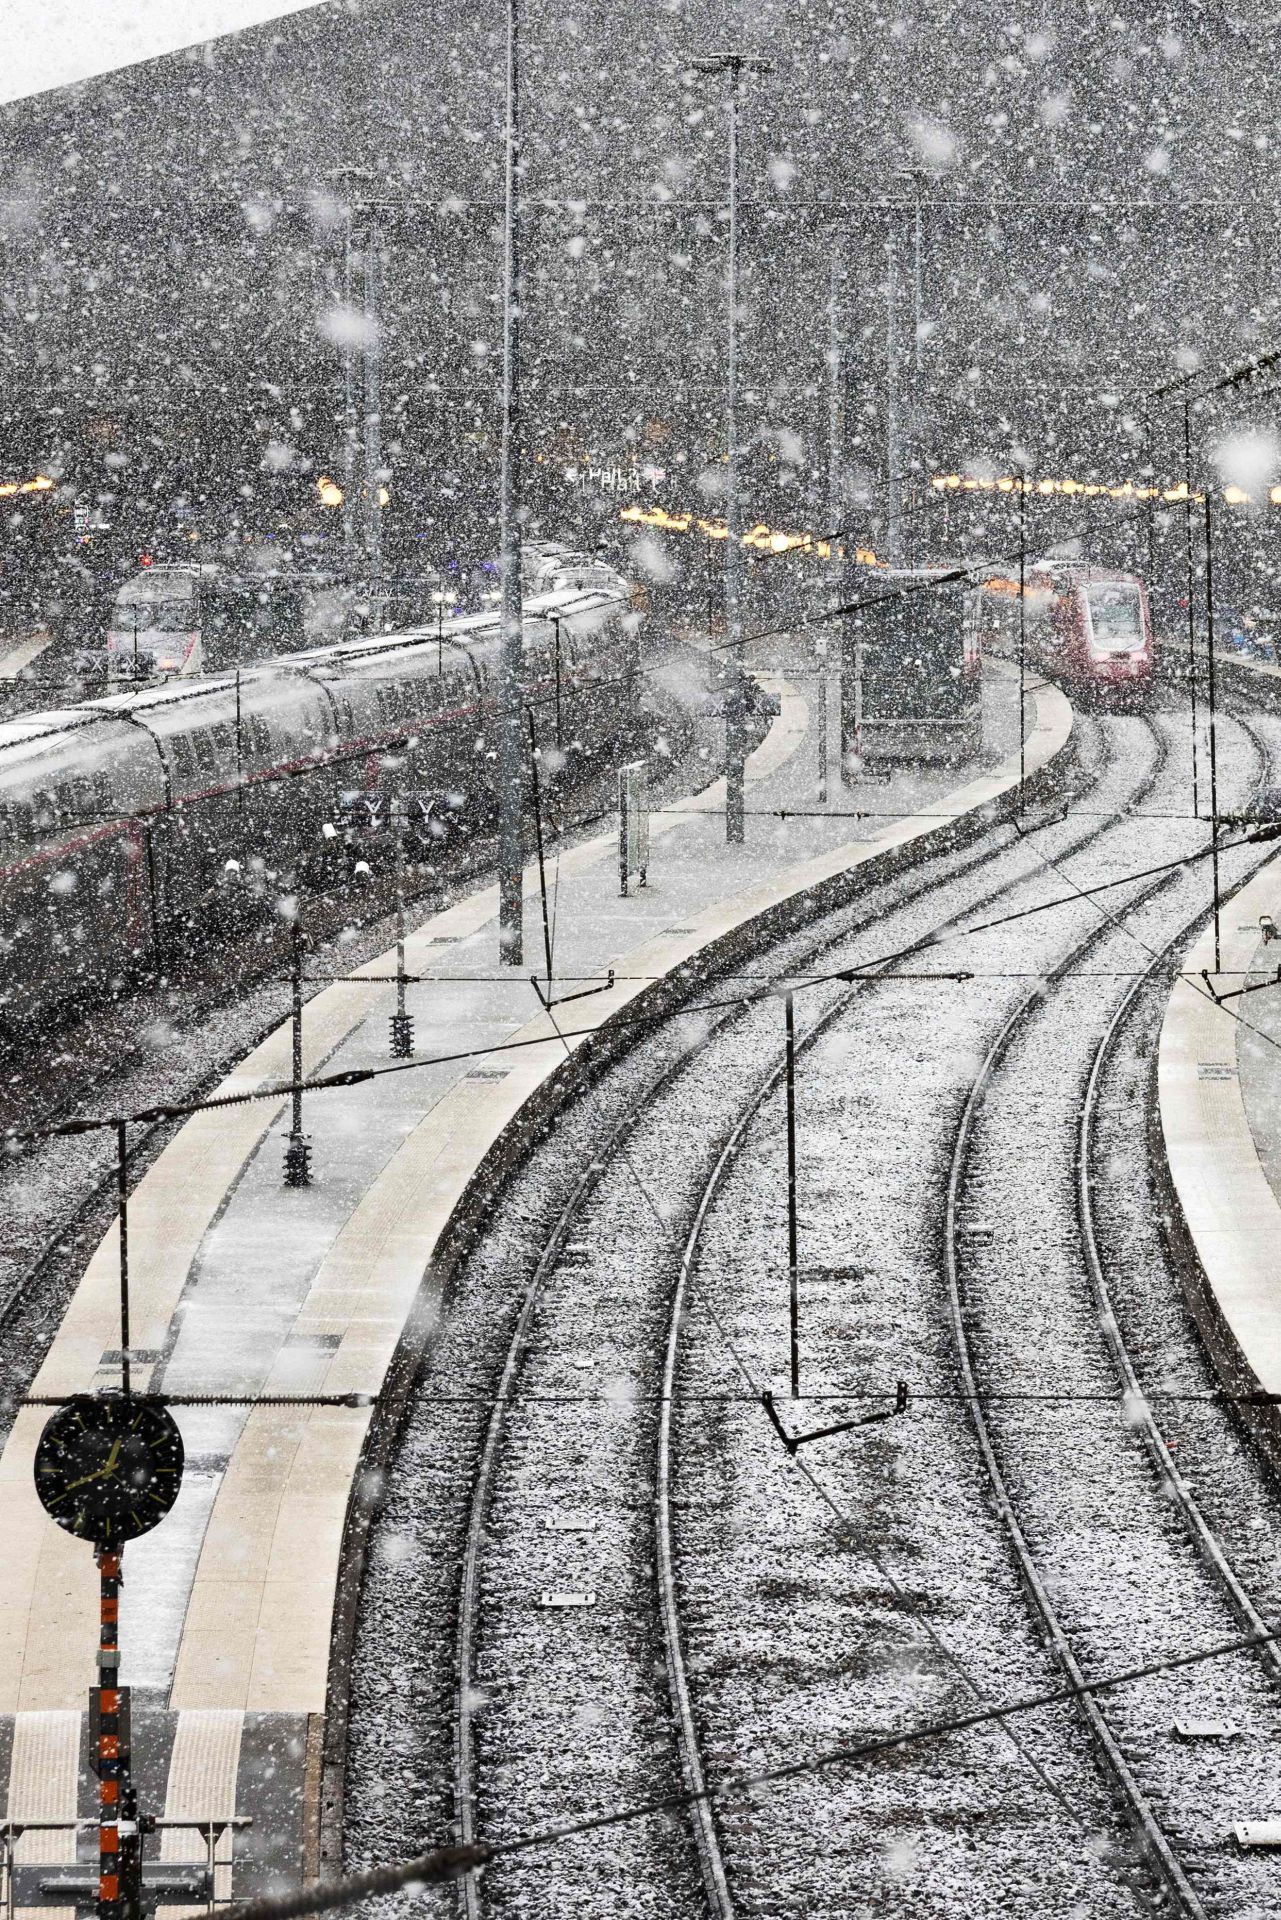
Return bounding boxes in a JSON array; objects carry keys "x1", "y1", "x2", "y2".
[
  {"x1": 170, "y1": 734, "x2": 198, "y2": 780},
  {"x1": 241, "y1": 716, "x2": 271, "y2": 758}
]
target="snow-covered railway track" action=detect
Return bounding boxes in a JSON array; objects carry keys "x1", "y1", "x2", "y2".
[
  {"x1": 344, "y1": 705, "x2": 1198, "y2": 1914},
  {"x1": 943, "y1": 708, "x2": 1281, "y2": 1916}
]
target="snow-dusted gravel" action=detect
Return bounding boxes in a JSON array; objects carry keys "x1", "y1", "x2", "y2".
[
  {"x1": 345, "y1": 699, "x2": 1281, "y2": 1918},
  {"x1": 938, "y1": 709, "x2": 1281, "y2": 1910}
]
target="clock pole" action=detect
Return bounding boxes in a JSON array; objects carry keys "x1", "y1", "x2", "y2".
[
  {"x1": 116, "y1": 1122, "x2": 131, "y2": 1399},
  {"x1": 93, "y1": 1545, "x2": 141, "y2": 1920},
  {"x1": 32, "y1": 1121, "x2": 185, "y2": 1920}
]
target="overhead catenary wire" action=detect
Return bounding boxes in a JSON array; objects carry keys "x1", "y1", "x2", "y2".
[
  {"x1": 7, "y1": 819, "x2": 1277, "y2": 1149},
  {"x1": 528, "y1": 907, "x2": 1089, "y2": 1826},
  {"x1": 213, "y1": 1615, "x2": 1281, "y2": 1920}
]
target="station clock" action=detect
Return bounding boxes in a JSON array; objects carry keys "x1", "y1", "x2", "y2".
[{"x1": 34, "y1": 1394, "x2": 184, "y2": 1544}]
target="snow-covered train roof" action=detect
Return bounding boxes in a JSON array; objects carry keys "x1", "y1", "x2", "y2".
[{"x1": 0, "y1": 558, "x2": 631, "y2": 754}]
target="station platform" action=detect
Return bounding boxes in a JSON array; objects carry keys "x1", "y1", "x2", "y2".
[
  {"x1": 0, "y1": 655, "x2": 1071, "y2": 1902},
  {"x1": 1159, "y1": 856, "x2": 1281, "y2": 1461}
]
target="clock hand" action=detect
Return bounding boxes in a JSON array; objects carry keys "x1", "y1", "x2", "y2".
[{"x1": 62, "y1": 1436, "x2": 123, "y2": 1494}]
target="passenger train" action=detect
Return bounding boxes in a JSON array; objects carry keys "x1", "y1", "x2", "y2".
[
  {"x1": 0, "y1": 544, "x2": 642, "y2": 1038},
  {"x1": 103, "y1": 560, "x2": 456, "y2": 679},
  {"x1": 973, "y1": 561, "x2": 1155, "y2": 701}
]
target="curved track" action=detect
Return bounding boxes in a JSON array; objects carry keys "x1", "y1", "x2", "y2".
[
  {"x1": 941, "y1": 709, "x2": 1281, "y2": 1915},
  {"x1": 345, "y1": 696, "x2": 1281, "y2": 1918},
  {"x1": 348, "y1": 703, "x2": 1183, "y2": 1910},
  {"x1": 446, "y1": 706, "x2": 1180, "y2": 1913}
]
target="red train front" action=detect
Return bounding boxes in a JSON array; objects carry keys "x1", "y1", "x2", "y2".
[{"x1": 1025, "y1": 562, "x2": 1154, "y2": 700}]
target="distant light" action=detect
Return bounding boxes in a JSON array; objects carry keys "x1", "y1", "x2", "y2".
[
  {"x1": 0, "y1": 472, "x2": 55, "y2": 500},
  {"x1": 317, "y1": 476, "x2": 344, "y2": 508},
  {"x1": 139, "y1": 553, "x2": 153, "y2": 567}
]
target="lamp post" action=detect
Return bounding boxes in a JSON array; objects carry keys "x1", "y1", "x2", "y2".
[
  {"x1": 361, "y1": 211, "x2": 384, "y2": 585},
  {"x1": 689, "y1": 50, "x2": 773, "y2": 845},
  {"x1": 885, "y1": 230, "x2": 902, "y2": 566},
  {"x1": 497, "y1": 0, "x2": 525, "y2": 962},
  {"x1": 1203, "y1": 490, "x2": 1222, "y2": 970},
  {"x1": 893, "y1": 166, "x2": 926, "y2": 568}
]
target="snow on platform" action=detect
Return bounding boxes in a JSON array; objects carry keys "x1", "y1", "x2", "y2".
[{"x1": 1160, "y1": 859, "x2": 1281, "y2": 1438}]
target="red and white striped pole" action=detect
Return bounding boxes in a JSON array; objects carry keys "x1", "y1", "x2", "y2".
[{"x1": 94, "y1": 1547, "x2": 131, "y2": 1920}]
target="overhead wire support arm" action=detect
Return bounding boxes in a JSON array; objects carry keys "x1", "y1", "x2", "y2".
[
  {"x1": 529, "y1": 971, "x2": 615, "y2": 1013},
  {"x1": 761, "y1": 1382, "x2": 910, "y2": 1454},
  {"x1": 1198, "y1": 965, "x2": 1281, "y2": 1006}
]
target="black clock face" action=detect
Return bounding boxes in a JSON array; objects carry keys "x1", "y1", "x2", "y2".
[{"x1": 34, "y1": 1396, "x2": 184, "y2": 1545}]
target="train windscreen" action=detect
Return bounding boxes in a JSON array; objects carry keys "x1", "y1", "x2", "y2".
[
  {"x1": 1084, "y1": 582, "x2": 1146, "y2": 655},
  {"x1": 108, "y1": 570, "x2": 202, "y2": 674}
]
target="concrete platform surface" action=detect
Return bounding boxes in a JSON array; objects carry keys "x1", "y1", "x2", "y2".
[{"x1": 1160, "y1": 859, "x2": 1281, "y2": 1422}]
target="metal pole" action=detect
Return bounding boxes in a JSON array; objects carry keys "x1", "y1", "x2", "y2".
[
  {"x1": 292, "y1": 922, "x2": 303, "y2": 1138},
  {"x1": 497, "y1": 0, "x2": 525, "y2": 963},
  {"x1": 527, "y1": 708, "x2": 554, "y2": 986},
  {"x1": 234, "y1": 670, "x2": 244, "y2": 828},
  {"x1": 341, "y1": 209, "x2": 357, "y2": 574},
  {"x1": 362, "y1": 217, "x2": 383, "y2": 584},
  {"x1": 817, "y1": 654, "x2": 828, "y2": 804},
  {"x1": 724, "y1": 59, "x2": 746, "y2": 845},
  {"x1": 827, "y1": 242, "x2": 844, "y2": 534},
  {"x1": 395, "y1": 824, "x2": 406, "y2": 1025},
  {"x1": 284, "y1": 919, "x2": 311, "y2": 1185},
  {"x1": 116, "y1": 1121, "x2": 130, "y2": 1399},
  {"x1": 785, "y1": 991, "x2": 799, "y2": 1400},
  {"x1": 1204, "y1": 491, "x2": 1221, "y2": 972},
  {"x1": 1183, "y1": 396, "x2": 1201, "y2": 818},
  {"x1": 706, "y1": 535, "x2": 714, "y2": 642},
  {"x1": 1144, "y1": 400, "x2": 1156, "y2": 585},
  {"x1": 911, "y1": 172, "x2": 924, "y2": 378},
  {"x1": 551, "y1": 613, "x2": 563, "y2": 747},
  {"x1": 389, "y1": 813, "x2": 413, "y2": 1058},
  {"x1": 885, "y1": 232, "x2": 902, "y2": 566},
  {"x1": 1017, "y1": 472, "x2": 1026, "y2": 810},
  {"x1": 906, "y1": 168, "x2": 923, "y2": 531},
  {"x1": 95, "y1": 1547, "x2": 126, "y2": 1920}
]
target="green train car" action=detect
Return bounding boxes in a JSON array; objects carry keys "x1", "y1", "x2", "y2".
[{"x1": 841, "y1": 569, "x2": 983, "y2": 765}]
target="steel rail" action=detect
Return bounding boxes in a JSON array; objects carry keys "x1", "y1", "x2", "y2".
[
  {"x1": 447, "y1": 700, "x2": 1164, "y2": 1915},
  {"x1": 449, "y1": 1003, "x2": 743, "y2": 1918},
  {"x1": 449, "y1": 789, "x2": 1027, "y2": 1911},
  {"x1": 650, "y1": 712, "x2": 1185, "y2": 1912},
  {"x1": 1076, "y1": 717, "x2": 1281, "y2": 1686},
  {"x1": 939, "y1": 711, "x2": 1273, "y2": 1918}
]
